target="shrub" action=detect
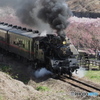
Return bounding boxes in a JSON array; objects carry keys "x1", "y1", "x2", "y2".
[
  {"x1": 36, "y1": 86, "x2": 50, "y2": 91},
  {"x1": 0, "y1": 65, "x2": 12, "y2": 73}
]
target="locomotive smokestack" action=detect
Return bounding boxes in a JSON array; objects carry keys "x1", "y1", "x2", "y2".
[{"x1": 57, "y1": 30, "x2": 66, "y2": 41}]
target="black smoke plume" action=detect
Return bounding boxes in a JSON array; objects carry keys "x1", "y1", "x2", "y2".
[
  {"x1": 0, "y1": 0, "x2": 73, "y2": 36},
  {"x1": 38, "y1": 0, "x2": 72, "y2": 30}
]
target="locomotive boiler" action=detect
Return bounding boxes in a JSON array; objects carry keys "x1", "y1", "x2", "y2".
[{"x1": 0, "y1": 22, "x2": 79, "y2": 76}]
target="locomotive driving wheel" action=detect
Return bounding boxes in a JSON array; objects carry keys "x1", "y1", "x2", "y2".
[
  {"x1": 46, "y1": 58, "x2": 53, "y2": 72},
  {"x1": 68, "y1": 68, "x2": 72, "y2": 77},
  {"x1": 33, "y1": 60, "x2": 41, "y2": 70}
]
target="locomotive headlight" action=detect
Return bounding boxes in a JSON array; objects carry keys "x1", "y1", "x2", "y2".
[{"x1": 63, "y1": 41, "x2": 66, "y2": 44}]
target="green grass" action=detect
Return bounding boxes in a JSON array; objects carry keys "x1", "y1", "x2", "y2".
[
  {"x1": 0, "y1": 95, "x2": 3, "y2": 100},
  {"x1": 0, "y1": 65, "x2": 19, "y2": 79},
  {"x1": 36, "y1": 86, "x2": 50, "y2": 91},
  {"x1": 0, "y1": 65, "x2": 12, "y2": 73},
  {"x1": 85, "y1": 71, "x2": 100, "y2": 83},
  {"x1": 0, "y1": 65, "x2": 29, "y2": 84}
]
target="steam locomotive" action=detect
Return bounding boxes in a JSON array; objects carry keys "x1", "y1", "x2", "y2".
[{"x1": 0, "y1": 22, "x2": 79, "y2": 76}]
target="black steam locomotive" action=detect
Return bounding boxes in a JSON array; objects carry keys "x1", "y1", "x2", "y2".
[{"x1": 0, "y1": 22, "x2": 79, "y2": 76}]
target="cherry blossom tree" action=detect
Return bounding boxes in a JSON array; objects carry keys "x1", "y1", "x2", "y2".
[{"x1": 66, "y1": 17, "x2": 100, "y2": 54}]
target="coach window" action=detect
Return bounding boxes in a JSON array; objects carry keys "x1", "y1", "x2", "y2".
[
  {"x1": 25, "y1": 41, "x2": 29, "y2": 50},
  {"x1": 0, "y1": 37, "x2": 4, "y2": 41},
  {"x1": 22, "y1": 40, "x2": 25, "y2": 48},
  {"x1": 19, "y1": 40, "x2": 22, "y2": 44},
  {"x1": 30, "y1": 41, "x2": 31, "y2": 51},
  {"x1": 0, "y1": 33, "x2": 5, "y2": 41},
  {"x1": 24, "y1": 40, "x2": 26, "y2": 49},
  {"x1": 23, "y1": 40, "x2": 25, "y2": 48},
  {"x1": 19, "y1": 40, "x2": 25, "y2": 48}
]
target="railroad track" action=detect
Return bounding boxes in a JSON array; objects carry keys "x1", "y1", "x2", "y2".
[{"x1": 59, "y1": 75, "x2": 100, "y2": 96}]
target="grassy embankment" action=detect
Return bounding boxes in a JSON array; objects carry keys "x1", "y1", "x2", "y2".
[
  {"x1": 0, "y1": 95, "x2": 3, "y2": 100},
  {"x1": 85, "y1": 70, "x2": 100, "y2": 83}
]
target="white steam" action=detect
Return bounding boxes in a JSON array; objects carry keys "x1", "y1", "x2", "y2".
[
  {"x1": 73, "y1": 67, "x2": 87, "y2": 78},
  {"x1": 34, "y1": 68, "x2": 52, "y2": 78}
]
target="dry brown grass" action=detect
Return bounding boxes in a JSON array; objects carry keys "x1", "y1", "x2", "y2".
[{"x1": 67, "y1": 0, "x2": 100, "y2": 12}]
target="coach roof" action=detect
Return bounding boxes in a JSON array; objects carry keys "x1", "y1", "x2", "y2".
[
  {"x1": 0, "y1": 24, "x2": 13, "y2": 31},
  {"x1": 8, "y1": 28, "x2": 40, "y2": 38}
]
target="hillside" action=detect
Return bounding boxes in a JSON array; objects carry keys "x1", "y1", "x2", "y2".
[
  {"x1": 0, "y1": 72, "x2": 39, "y2": 100},
  {"x1": 67, "y1": 0, "x2": 100, "y2": 13}
]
